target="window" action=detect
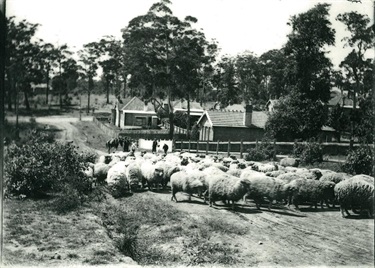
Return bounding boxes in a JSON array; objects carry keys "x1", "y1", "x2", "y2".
[{"x1": 135, "y1": 117, "x2": 146, "y2": 126}]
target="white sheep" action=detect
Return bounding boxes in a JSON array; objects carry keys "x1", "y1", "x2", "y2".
[
  {"x1": 154, "y1": 161, "x2": 181, "y2": 188},
  {"x1": 93, "y1": 162, "x2": 110, "y2": 184},
  {"x1": 283, "y1": 178, "x2": 336, "y2": 210},
  {"x1": 254, "y1": 162, "x2": 278, "y2": 173},
  {"x1": 140, "y1": 160, "x2": 165, "y2": 191},
  {"x1": 280, "y1": 157, "x2": 300, "y2": 167},
  {"x1": 106, "y1": 161, "x2": 129, "y2": 191},
  {"x1": 206, "y1": 173, "x2": 251, "y2": 210},
  {"x1": 170, "y1": 171, "x2": 205, "y2": 202},
  {"x1": 334, "y1": 174, "x2": 374, "y2": 218},
  {"x1": 244, "y1": 175, "x2": 287, "y2": 210},
  {"x1": 125, "y1": 162, "x2": 142, "y2": 192}
]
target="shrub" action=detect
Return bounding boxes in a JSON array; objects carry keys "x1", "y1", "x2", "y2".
[
  {"x1": 4, "y1": 130, "x2": 91, "y2": 200},
  {"x1": 342, "y1": 145, "x2": 373, "y2": 176},
  {"x1": 52, "y1": 185, "x2": 83, "y2": 214},
  {"x1": 245, "y1": 140, "x2": 274, "y2": 161},
  {"x1": 293, "y1": 141, "x2": 323, "y2": 164}
]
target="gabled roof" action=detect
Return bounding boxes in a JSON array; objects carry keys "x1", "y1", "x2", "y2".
[
  {"x1": 197, "y1": 110, "x2": 268, "y2": 129},
  {"x1": 121, "y1": 97, "x2": 155, "y2": 112},
  {"x1": 172, "y1": 100, "x2": 204, "y2": 110}
]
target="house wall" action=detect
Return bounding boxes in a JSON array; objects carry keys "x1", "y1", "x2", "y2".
[
  {"x1": 124, "y1": 113, "x2": 155, "y2": 127},
  {"x1": 213, "y1": 127, "x2": 265, "y2": 141},
  {"x1": 198, "y1": 116, "x2": 214, "y2": 141}
]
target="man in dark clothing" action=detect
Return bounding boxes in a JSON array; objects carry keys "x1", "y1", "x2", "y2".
[
  {"x1": 152, "y1": 138, "x2": 158, "y2": 154},
  {"x1": 162, "y1": 143, "x2": 169, "y2": 155}
]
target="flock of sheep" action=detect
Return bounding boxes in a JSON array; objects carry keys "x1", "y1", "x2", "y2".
[{"x1": 84, "y1": 152, "x2": 374, "y2": 218}]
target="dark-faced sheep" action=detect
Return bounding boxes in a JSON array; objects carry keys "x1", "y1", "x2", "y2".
[{"x1": 334, "y1": 174, "x2": 374, "y2": 218}]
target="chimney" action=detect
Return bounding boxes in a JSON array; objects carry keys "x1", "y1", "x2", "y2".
[{"x1": 243, "y1": 104, "x2": 252, "y2": 127}]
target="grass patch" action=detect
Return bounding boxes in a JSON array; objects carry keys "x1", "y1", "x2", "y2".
[
  {"x1": 301, "y1": 161, "x2": 343, "y2": 172},
  {"x1": 93, "y1": 193, "x2": 244, "y2": 266}
]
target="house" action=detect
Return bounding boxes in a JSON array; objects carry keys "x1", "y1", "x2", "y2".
[
  {"x1": 111, "y1": 97, "x2": 159, "y2": 129},
  {"x1": 196, "y1": 105, "x2": 267, "y2": 141},
  {"x1": 111, "y1": 97, "x2": 207, "y2": 129},
  {"x1": 197, "y1": 103, "x2": 337, "y2": 142}
]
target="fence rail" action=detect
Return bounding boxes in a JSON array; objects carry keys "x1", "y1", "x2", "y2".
[{"x1": 174, "y1": 140, "x2": 373, "y2": 158}]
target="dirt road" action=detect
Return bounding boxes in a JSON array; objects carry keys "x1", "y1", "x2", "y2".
[{"x1": 145, "y1": 190, "x2": 374, "y2": 267}]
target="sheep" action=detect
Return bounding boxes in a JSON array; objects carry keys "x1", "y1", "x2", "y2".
[
  {"x1": 170, "y1": 171, "x2": 205, "y2": 202},
  {"x1": 284, "y1": 178, "x2": 336, "y2": 210},
  {"x1": 297, "y1": 170, "x2": 322, "y2": 180},
  {"x1": 93, "y1": 162, "x2": 111, "y2": 184},
  {"x1": 227, "y1": 169, "x2": 243, "y2": 178},
  {"x1": 244, "y1": 175, "x2": 288, "y2": 210},
  {"x1": 254, "y1": 163, "x2": 278, "y2": 173},
  {"x1": 154, "y1": 161, "x2": 181, "y2": 188},
  {"x1": 280, "y1": 157, "x2": 299, "y2": 167},
  {"x1": 140, "y1": 160, "x2": 165, "y2": 191},
  {"x1": 276, "y1": 172, "x2": 305, "y2": 183},
  {"x1": 334, "y1": 174, "x2": 374, "y2": 218},
  {"x1": 265, "y1": 170, "x2": 286, "y2": 177},
  {"x1": 206, "y1": 173, "x2": 251, "y2": 210},
  {"x1": 320, "y1": 172, "x2": 351, "y2": 184},
  {"x1": 125, "y1": 162, "x2": 142, "y2": 192},
  {"x1": 97, "y1": 154, "x2": 113, "y2": 164},
  {"x1": 106, "y1": 161, "x2": 129, "y2": 190}
]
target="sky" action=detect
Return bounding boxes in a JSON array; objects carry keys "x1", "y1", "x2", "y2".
[{"x1": 6, "y1": 0, "x2": 374, "y2": 68}]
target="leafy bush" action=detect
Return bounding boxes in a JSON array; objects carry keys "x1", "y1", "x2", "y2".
[
  {"x1": 342, "y1": 146, "x2": 373, "y2": 176},
  {"x1": 293, "y1": 141, "x2": 323, "y2": 164},
  {"x1": 5, "y1": 130, "x2": 91, "y2": 199},
  {"x1": 245, "y1": 140, "x2": 274, "y2": 161},
  {"x1": 53, "y1": 185, "x2": 83, "y2": 214}
]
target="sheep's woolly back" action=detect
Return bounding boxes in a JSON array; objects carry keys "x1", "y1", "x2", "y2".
[
  {"x1": 334, "y1": 175, "x2": 374, "y2": 210},
  {"x1": 126, "y1": 162, "x2": 142, "y2": 187},
  {"x1": 247, "y1": 175, "x2": 287, "y2": 201},
  {"x1": 319, "y1": 172, "x2": 350, "y2": 184},
  {"x1": 240, "y1": 169, "x2": 266, "y2": 181},
  {"x1": 93, "y1": 163, "x2": 110, "y2": 181},
  {"x1": 208, "y1": 174, "x2": 250, "y2": 202},
  {"x1": 170, "y1": 171, "x2": 204, "y2": 195},
  {"x1": 227, "y1": 169, "x2": 243, "y2": 178},
  {"x1": 280, "y1": 157, "x2": 299, "y2": 167},
  {"x1": 285, "y1": 178, "x2": 335, "y2": 201},
  {"x1": 255, "y1": 163, "x2": 278, "y2": 173},
  {"x1": 266, "y1": 170, "x2": 286, "y2": 177},
  {"x1": 276, "y1": 172, "x2": 303, "y2": 183},
  {"x1": 97, "y1": 154, "x2": 112, "y2": 164},
  {"x1": 107, "y1": 161, "x2": 127, "y2": 185},
  {"x1": 141, "y1": 160, "x2": 164, "y2": 184}
]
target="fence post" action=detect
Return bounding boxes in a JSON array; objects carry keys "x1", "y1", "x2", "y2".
[
  {"x1": 256, "y1": 139, "x2": 258, "y2": 149},
  {"x1": 196, "y1": 140, "x2": 199, "y2": 153},
  {"x1": 227, "y1": 140, "x2": 231, "y2": 157},
  {"x1": 216, "y1": 140, "x2": 219, "y2": 155},
  {"x1": 188, "y1": 140, "x2": 191, "y2": 152},
  {"x1": 273, "y1": 139, "x2": 276, "y2": 161},
  {"x1": 172, "y1": 138, "x2": 176, "y2": 152},
  {"x1": 206, "y1": 140, "x2": 209, "y2": 155},
  {"x1": 240, "y1": 139, "x2": 243, "y2": 159}
]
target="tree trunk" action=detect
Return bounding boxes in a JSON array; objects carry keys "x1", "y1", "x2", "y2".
[
  {"x1": 23, "y1": 88, "x2": 30, "y2": 111},
  {"x1": 187, "y1": 92, "x2": 191, "y2": 139},
  {"x1": 106, "y1": 78, "x2": 110, "y2": 104},
  {"x1": 15, "y1": 82, "x2": 19, "y2": 138},
  {"x1": 123, "y1": 73, "x2": 127, "y2": 98},
  {"x1": 7, "y1": 78, "x2": 14, "y2": 111},
  {"x1": 45, "y1": 73, "x2": 49, "y2": 104},
  {"x1": 88, "y1": 76, "x2": 92, "y2": 114}
]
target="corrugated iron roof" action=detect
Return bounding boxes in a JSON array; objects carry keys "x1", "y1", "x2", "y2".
[
  {"x1": 121, "y1": 97, "x2": 155, "y2": 112},
  {"x1": 201, "y1": 110, "x2": 268, "y2": 129}
]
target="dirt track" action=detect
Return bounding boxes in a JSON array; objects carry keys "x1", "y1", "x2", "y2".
[
  {"x1": 6, "y1": 115, "x2": 374, "y2": 267},
  {"x1": 144, "y1": 190, "x2": 374, "y2": 267}
]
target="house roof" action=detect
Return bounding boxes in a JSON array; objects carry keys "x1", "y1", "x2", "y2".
[
  {"x1": 121, "y1": 97, "x2": 155, "y2": 112},
  {"x1": 198, "y1": 110, "x2": 268, "y2": 129}
]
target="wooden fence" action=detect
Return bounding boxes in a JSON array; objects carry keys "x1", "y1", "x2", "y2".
[{"x1": 174, "y1": 140, "x2": 373, "y2": 158}]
